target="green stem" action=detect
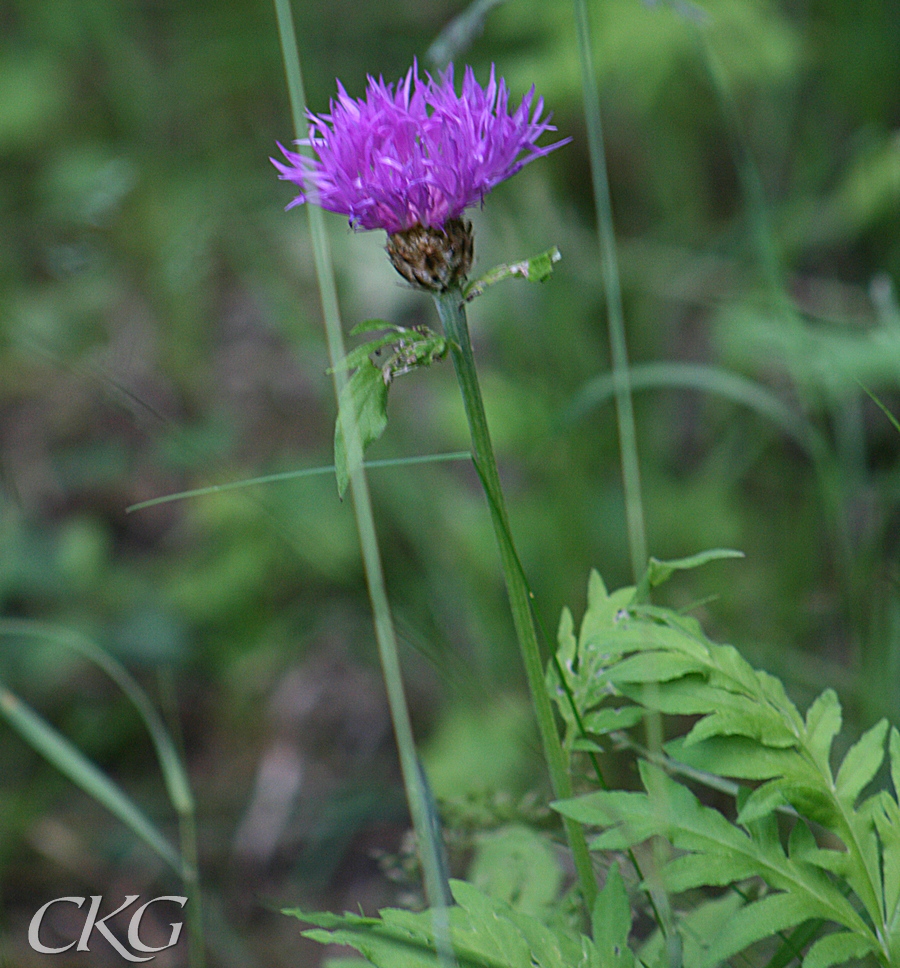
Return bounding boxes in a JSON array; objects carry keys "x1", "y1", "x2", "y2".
[
  {"x1": 434, "y1": 288, "x2": 598, "y2": 915},
  {"x1": 273, "y1": 4, "x2": 454, "y2": 962},
  {"x1": 572, "y1": 0, "x2": 647, "y2": 581}
]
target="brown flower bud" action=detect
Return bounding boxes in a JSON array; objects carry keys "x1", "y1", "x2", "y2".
[{"x1": 385, "y1": 219, "x2": 474, "y2": 292}]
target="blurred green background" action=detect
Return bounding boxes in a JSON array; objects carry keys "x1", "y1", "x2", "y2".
[{"x1": 0, "y1": 0, "x2": 898, "y2": 964}]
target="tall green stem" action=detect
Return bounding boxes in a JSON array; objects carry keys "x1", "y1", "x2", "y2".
[
  {"x1": 434, "y1": 288, "x2": 598, "y2": 914},
  {"x1": 573, "y1": 0, "x2": 647, "y2": 581},
  {"x1": 273, "y1": 3, "x2": 454, "y2": 961}
]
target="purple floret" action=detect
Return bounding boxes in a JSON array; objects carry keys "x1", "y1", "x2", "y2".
[{"x1": 272, "y1": 62, "x2": 570, "y2": 234}]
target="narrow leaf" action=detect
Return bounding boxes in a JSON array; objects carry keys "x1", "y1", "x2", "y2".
[
  {"x1": 889, "y1": 727, "x2": 900, "y2": 803},
  {"x1": 834, "y1": 719, "x2": 889, "y2": 806},
  {"x1": 593, "y1": 863, "x2": 634, "y2": 964},
  {"x1": 0, "y1": 621, "x2": 194, "y2": 818},
  {"x1": 641, "y1": 548, "x2": 745, "y2": 592},
  {"x1": 463, "y1": 248, "x2": 561, "y2": 301},
  {"x1": 0, "y1": 683, "x2": 183, "y2": 875},
  {"x1": 804, "y1": 690, "x2": 842, "y2": 775},
  {"x1": 350, "y1": 318, "x2": 398, "y2": 336},
  {"x1": 698, "y1": 892, "x2": 811, "y2": 968},
  {"x1": 802, "y1": 930, "x2": 876, "y2": 968}
]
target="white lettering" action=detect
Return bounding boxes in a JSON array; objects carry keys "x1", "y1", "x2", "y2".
[
  {"x1": 127, "y1": 896, "x2": 187, "y2": 954},
  {"x1": 77, "y1": 895, "x2": 153, "y2": 963},
  {"x1": 28, "y1": 896, "x2": 85, "y2": 954}
]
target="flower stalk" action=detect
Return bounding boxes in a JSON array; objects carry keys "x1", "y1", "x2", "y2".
[
  {"x1": 272, "y1": 5, "x2": 455, "y2": 963},
  {"x1": 434, "y1": 287, "x2": 598, "y2": 914}
]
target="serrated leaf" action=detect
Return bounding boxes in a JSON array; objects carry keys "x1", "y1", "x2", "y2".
[
  {"x1": 788, "y1": 819, "x2": 818, "y2": 860},
  {"x1": 835, "y1": 719, "x2": 889, "y2": 806},
  {"x1": 801, "y1": 930, "x2": 876, "y2": 968},
  {"x1": 685, "y1": 703, "x2": 797, "y2": 748},
  {"x1": 804, "y1": 690, "x2": 842, "y2": 775},
  {"x1": 582, "y1": 706, "x2": 645, "y2": 735},
  {"x1": 640, "y1": 893, "x2": 743, "y2": 968},
  {"x1": 605, "y1": 651, "x2": 702, "y2": 684},
  {"x1": 593, "y1": 863, "x2": 634, "y2": 966},
  {"x1": 698, "y1": 892, "x2": 812, "y2": 968},
  {"x1": 662, "y1": 852, "x2": 761, "y2": 891},
  {"x1": 289, "y1": 880, "x2": 616, "y2": 968},
  {"x1": 666, "y1": 735, "x2": 800, "y2": 781},
  {"x1": 334, "y1": 361, "x2": 390, "y2": 497},
  {"x1": 737, "y1": 778, "x2": 791, "y2": 825},
  {"x1": 876, "y1": 794, "x2": 900, "y2": 945},
  {"x1": 890, "y1": 727, "x2": 900, "y2": 803},
  {"x1": 619, "y1": 678, "x2": 722, "y2": 716}
]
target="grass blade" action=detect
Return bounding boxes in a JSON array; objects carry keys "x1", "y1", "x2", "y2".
[
  {"x1": 272, "y1": 2, "x2": 455, "y2": 962},
  {"x1": 125, "y1": 451, "x2": 471, "y2": 513},
  {"x1": 0, "y1": 681, "x2": 183, "y2": 875}
]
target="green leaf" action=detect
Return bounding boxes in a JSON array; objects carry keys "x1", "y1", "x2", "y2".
[
  {"x1": 329, "y1": 332, "x2": 402, "y2": 372},
  {"x1": 468, "y1": 826, "x2": 562, "y2": 919},
  {"x1": 889, "y1": 727, "x2": 900, "y2": 803},
  {"x1": 737, "y1": 779, "x2": 791, "y2": 825},
  {"x1": 287, "y1": 879, "x2": 613, "y2": 968},
  {"x1": 639, "y1": 893, "x2": 743, "y2": 968},
  {"x1": 334, "y1": 360, "x2": 390, "y2": 497},
  {"x1": 0, "y1": 682, "x2": 184, "y2": 875},
  {"x1": 582, "y1": 706, "x2": 645, "y2": 735},
  {"x1": 592, "y1": 863, "x2": 634, "y2": 967},
  {"x1": 636, "y1": 548, "x2": 745, "y2": 599},
  {"x1": 605, "y1": 651, "x2": 702, "y2": 684},
  {"x1": 350, "y1": 318, "x2": 397, "y2": 336},
  {"x1": 804, "y1": 690, "x2": 842, "y2": 775},
  {"x1": 463, "y1": 247, "x2": 561, "y2": 301},
  {"x1": 874, "y1": 797, "x2": 900, "y2": 953},
  {"x1": 834, "y1": 718, "x2": 889, "y2": 806},
  {"x1": 699, "y1": 892, "x2": 812, "y2": 968},
  {"x1": 801, "y1": 930, "x2": 876, "y2": 968},
  {"x1": 666, "y1": 735, "x2": 799, "y2": 781}
]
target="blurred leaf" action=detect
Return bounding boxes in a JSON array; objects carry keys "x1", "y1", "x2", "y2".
[
  {"x1": 334, "y1": 360, "x2": 390, "y2": 497},
  {"x1": 0, "y1": 681, "x2": 183, "y2": 875},
  {"x1": 468, "y1": 825, "x2": 562, "y2": 918}
]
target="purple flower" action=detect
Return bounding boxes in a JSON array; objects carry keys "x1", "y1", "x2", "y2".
[{"x1": 272, "y1": 62, "x2": 569, "y2": 234}]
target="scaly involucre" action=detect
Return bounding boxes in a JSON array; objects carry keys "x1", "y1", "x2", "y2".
[{"x1": 272, "y1": 62, "x2": 569, "y2": 233}]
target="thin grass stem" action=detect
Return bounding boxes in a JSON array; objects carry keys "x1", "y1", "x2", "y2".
[
  {"x1": 572, "y1": 0, "x2": 646, "y2": 582},
  {"x1": 272, "y1": 2, "x2": 454, "y2": 961}
]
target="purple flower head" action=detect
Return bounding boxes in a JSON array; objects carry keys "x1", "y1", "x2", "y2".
[{"x1": 272, "y1": 61, "x2": 570, "y2": 234}]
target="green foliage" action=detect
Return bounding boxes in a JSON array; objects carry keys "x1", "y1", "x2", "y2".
[
  {"x1": 467, "y1": 825, "x2": 562, "y2": 920},
  {"x1": 551, "y1": 565, "x2": 900, "y2": 966},
  {"x1": 332, "y1": 321, "x2": 452, "y2": 496},
  {"x1": 287, "y1": 877, "x2": 633, "y2": 968},
  {"x1": 462, "y1": 247, "x2": 562, "y2": 301}
]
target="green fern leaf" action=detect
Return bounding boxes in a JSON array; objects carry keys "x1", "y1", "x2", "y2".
[
  {"x1": 801, "y1": 930, "x2": 877, "y2": 968},
  {"x1": 804, "y1": 690, "x2": 842, "y2": 774},
  {"x1": 698, "y1": 891, "x2": 812, "y2": 968},
  {"x1": 834, "y1": 719, "x2": 889, "y2": 806}
]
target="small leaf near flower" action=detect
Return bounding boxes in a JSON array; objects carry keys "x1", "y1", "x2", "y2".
[
  {"x1": 332, "y1": 323, "x2": 453, "y2": 496},
  {"x1": 334, "y1": 361, "x2": 389, "y2": 498},
  {"x1": 463, "y1": 246, "x2": 561, "y2": 301}
]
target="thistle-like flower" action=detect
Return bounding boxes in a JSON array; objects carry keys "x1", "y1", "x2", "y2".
[{"x1": 272, "y1": 62, "x2": 569, "y2": 290}]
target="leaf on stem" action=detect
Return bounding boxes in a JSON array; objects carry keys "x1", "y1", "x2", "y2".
[
  {"x1": 333, "y1": 322, "x2": 452, "y2": 496},
  {"x1": 463, "y1": 247, "x2": 561, "y2": 301}
]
